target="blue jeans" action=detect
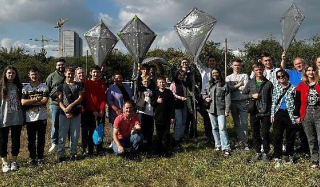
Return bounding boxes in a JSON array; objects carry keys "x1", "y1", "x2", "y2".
[
  {"x1": 112, "y1": 133, "x2": 143, "y2": 155},
  {"x1": 58, "y1": 114, "x2": 81, "y2": 157},
  {"x1": 174, "y1": 103, "x2": 187, "y2": 141},
  {"x1": 208, "y1": 113, "x2": 230, "y2": 150},
  {"x1": 230, "y1": 101, "x2": 248, "y2": 145},
  {"x1": 50, "y1": 105, "x2": 61, "y2": 144}
]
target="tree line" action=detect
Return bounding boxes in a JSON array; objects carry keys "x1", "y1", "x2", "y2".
[{"x1": 1, "y1": 35, "x2": 320, "y2": 83}]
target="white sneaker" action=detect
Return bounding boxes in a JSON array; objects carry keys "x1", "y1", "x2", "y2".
[
  {"x1": 108, "y1": 142, "x2": 113, "y2": 148},
  {"x1": 10, "y1": 162, "x2": 18, "y2": 171},
  {"x1": 49, "y1": 144, "x2": 57, "y2": 152},
  {"x1": 2, "y1": 162, "x2": 10, "y2": 173}
]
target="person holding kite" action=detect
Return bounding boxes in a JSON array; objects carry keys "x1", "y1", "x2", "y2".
[{"x1": 170, "y1": 70, "x2": 188, "y2": 145}]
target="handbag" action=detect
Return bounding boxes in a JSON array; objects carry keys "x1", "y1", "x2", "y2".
[
  {"x1": 93, "y1": 119, "x2": 104, "y2": 145},
  {"x1": 246, "y1": 100, "x2": 255, "y2": 113}
]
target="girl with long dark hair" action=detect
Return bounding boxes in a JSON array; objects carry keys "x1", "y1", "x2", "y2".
[
  {"x1": 0, "y1": 66, "x2": 24, "y2": 172},
  {"x1": 170, "y1": 70, "x2": 188, "y2": 145},
  {"x1": 203, "y1": 68, "x2": 231, "y2": 156}
]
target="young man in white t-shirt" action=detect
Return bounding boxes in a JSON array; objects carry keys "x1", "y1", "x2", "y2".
[{"x1": 226, "y1": 58, "x2": 249, "y2": 150}]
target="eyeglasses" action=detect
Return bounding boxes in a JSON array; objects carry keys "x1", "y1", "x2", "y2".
[{"x1": 276, "y1": 75, "x2": 286, "y2": 79}]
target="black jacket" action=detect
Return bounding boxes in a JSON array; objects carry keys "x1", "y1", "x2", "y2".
[{"x1": 240, "y1": 77, "x2": 273, "y2": 116}]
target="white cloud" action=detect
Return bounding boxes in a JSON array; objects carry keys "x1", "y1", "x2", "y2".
[
  {"x1": 0, "y1": 38, "x2": 59, "y2": 56},
  {"x1": 154, "y1": 30, "x2": 182, "y2": 49},
  {"x1": 0, "y1": 0, "x2": 95, "y2": 30},
  {"x1": 98, "y1": 13, "x2": 114, "y2": 26},
  {"x1": 108, "y1": 0, "x2": 320, "y2": 51},
  {"x1": 1, "y1": 38, "x2": 12, "y2": 48}
]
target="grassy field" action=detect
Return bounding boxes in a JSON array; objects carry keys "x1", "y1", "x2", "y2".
[{"x1": 1, "y1": 116, "x2": 320, "y2": 186}]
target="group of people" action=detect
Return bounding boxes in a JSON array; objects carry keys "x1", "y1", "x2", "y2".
[{"x1": 1, "y1": 51, "x2": 320, "y2": 173}]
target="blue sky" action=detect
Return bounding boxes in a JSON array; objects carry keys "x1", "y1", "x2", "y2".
[{"x1": 1, "y1": 0, "x2": 320, "y2": 57}]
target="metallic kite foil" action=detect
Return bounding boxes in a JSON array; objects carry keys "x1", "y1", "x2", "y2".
[
  {"x1": 118, "y1": 15, "x2": 156, "y2": 81},
  {"x1": 84, "y1": 20, "x2": 118, "y2": 67},
  {"x1": 280, "y1": 3, "x2": 305, "y2": 52},
  {"x1": 118, "y1": 15, "x2": 156, "y2": 64},
  {"x1": 175, "y1": 8, "x2": 217, "y2": 59}
]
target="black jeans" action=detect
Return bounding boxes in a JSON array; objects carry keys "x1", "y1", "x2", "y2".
[
  {"x1": 83, "y1": 111, "x2": 103, "y2": 155},
  {"x1": 155, "y1": 122, "x2": 171, "y2": 155},
  {"x1": 250, "y1": 114, "x2": 271, "y2": 154},
  {"x1": 297, "y1": 124, "x2": 309, "y2": 153},
  {"x1": 185, "y1": 110, "x2": 198, "y2": 138},
  {"x1": 0, "y1": 125, "x2": 22, "y2": 157},
  {"x1": 302, "y1": 107, "x2": 320, "y2": 162},
  {"x1": 26, "y1": 120, "x2": 47, "y2": 160},
  {"x1": 138, "y1": 113, "x2": 154, "y2": 149},
  {"x1": 198, "y1": 98, "x2": 212, "y2": 140},
  {"x1": 273, "y1": 109, "x2": 297, "y2": 158}
]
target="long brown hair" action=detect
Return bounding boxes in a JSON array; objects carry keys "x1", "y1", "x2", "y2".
[
  {"x1": 302, "y1": 64, "x2": 319, "y2": 84},
  {"x1": 210, "y1": 68, "x2": 225, "y2": 86},
  {"x1": 1, "y1": 66, "x2": 22, "y2": 99}
]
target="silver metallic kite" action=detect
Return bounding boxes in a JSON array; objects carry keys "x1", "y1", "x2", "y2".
[
  {"x1": 118, "y1": 15, "x2": 156, "y2": 101},
  {"x1": 175, "y1": 8, "x2": 217, "y2": 60},
  {"x1": 118, "y1": 15, "x2": 156, "y2": 64},
  {"x1": 280, "y1": 3, "x2": 305, "y2": 52},
  {"x1": 84, "y1": 20, "x2": 118, "y2": 67},
  {"x1": 175, "y1": 8, "x2": 217, "y2": 138}
]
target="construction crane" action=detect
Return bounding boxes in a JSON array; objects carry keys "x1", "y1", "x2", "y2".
[
  {"x1": 29, "y1": 35, "x2": 58, "y2": 51},
  {"x1": 55, "y1": 18, "x2": 68, "y2": 57}
]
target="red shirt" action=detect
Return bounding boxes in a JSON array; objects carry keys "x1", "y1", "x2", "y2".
[
  {"x1": 296, "y1": 82, "x2": 320, "y2": 120},
  {"x1": 84, "y1": 79, "x2": 106, "y2": 112},
  {"x1": 114, "y1": 114, "x2": 139, "y2": 139}
]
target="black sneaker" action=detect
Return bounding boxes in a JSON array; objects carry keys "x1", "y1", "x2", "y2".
[
  {"x1": 29, "y1": 159, "x2": 38, "y2": 167},
  {"x1": 58, "y1": 157, "x2": 66, "y2": 163},
  {"x1": 253, "y1": 153, "x2": 262, "y2": 162},
  {"x1": 37, "y1": 159, "x2": 44, "y2": 165},
  {"x1": 70, "y1": 155, "x2": 78, "y2": 161}
]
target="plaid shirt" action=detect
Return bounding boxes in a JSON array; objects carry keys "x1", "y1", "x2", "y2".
[{"x1": 271, "y1": 83, "x2": 296, "y2": 124}]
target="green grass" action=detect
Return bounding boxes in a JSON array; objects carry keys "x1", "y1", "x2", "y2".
[{"x1": 0, "y1": 116, "x2": 320, "y2": 186}]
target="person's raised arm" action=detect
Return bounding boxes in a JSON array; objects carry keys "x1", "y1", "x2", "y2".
[{"x1": 280, "y1": 51, "x2": 286, "y2": 70}]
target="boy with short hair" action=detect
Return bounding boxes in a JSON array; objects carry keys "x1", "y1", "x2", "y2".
[
  {"x1": 151, "y1": 76, "x2": 175, "y2": 157},
  {"x1": 57, "y1": 67, "x2": 84, "y2": 162},
  {"x1": 84, "y1": 65, "x2": 106, "y2": 156},
  {"x1": 21, "y1": 67, "x2": 49, "y2": 166}
]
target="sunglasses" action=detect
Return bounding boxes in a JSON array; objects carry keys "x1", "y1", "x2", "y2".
[{"x1": 276, "y1": 75, "x2": 286, "y2": 79}]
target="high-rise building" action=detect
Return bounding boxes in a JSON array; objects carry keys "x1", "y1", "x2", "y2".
[{"x1": 62, "y1": 30, "x2": 83, "y2": 57}]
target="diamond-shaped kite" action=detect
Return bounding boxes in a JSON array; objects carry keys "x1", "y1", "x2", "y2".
[
  {"x1": 175, "y1": 8, "x2": 217, "y2": 59},
  {"x1": 118, "y1": 15, "x2": 156, "y2": 64},
  {"x1": 84, "y1": 20, "x2": 118, "y2": 67},
  {"x1": 280, "y1": 3, "x2": 305, "y2": 52}
]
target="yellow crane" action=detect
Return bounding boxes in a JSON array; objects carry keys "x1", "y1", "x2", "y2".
[
  {"x1": 29, "y1": 35, "x2": 58, "y2": 53},
  {"x1": 55, "y1": 18, "x2": 68, "y2": 57}
]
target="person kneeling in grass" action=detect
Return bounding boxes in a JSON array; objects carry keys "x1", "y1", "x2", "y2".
[
  {"x1": 57, "y1": 67, "x2": 84, "y2": 162},
  {"x1": 112, "y1": 101, "x2": 143, "y2": 155}
]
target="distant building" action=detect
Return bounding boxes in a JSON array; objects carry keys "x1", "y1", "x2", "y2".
[
  {"x1": 62, "y1": 30, "x2": 83, "y2": 57},
  {"x1": 232, "y1": 48, "x2": 246, "y2": 58}
]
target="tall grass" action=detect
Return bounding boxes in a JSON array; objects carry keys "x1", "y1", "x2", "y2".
[{"x1": 0, "y1": 115, "x2": 319, "y2": 186}]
